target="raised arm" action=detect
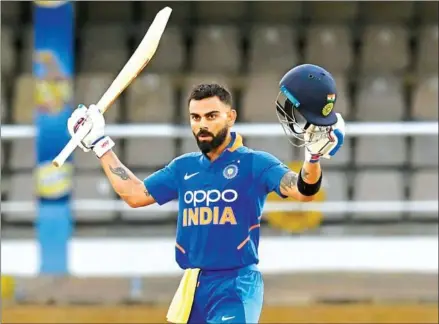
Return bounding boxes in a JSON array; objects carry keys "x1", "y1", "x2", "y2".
[
  {"x1": 99, "y1": 150, "x2": 155, "y2": 208},
  {"x1": 279, "y1": 161, "x2": 322, "y2": 202},
  {"x1": 67, "y1": 104, "x2": 156, "y2": 208}
]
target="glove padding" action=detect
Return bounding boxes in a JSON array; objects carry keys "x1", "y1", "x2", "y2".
[
  {"x1": 305, "y1": 113, "x2": 346, "y2": 163},
  {"x1": 67, "y1": 104, "x2": 114, "y2": 158}
]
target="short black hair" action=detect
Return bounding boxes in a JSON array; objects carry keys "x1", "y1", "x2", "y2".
[{"x1": 187, "y1": 83, "x2": 233, "y2": 107}]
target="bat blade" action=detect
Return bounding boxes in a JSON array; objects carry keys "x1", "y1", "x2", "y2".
[{"x1": 52, "y1": 6, "x2": 172, "y2": 168}]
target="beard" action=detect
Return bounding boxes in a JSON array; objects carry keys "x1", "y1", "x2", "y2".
[{"x1": 194, "y1": 126, "x2": 229, "y2": 155}]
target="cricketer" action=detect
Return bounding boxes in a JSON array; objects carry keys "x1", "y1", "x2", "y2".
[{"x1": 67, "y1": 64, "x2": 346, "y2": 323}]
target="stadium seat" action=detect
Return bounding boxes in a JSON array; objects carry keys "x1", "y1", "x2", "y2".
[
  {"x1": 304, "y1": 2, "x2": 359, "y2": 23},
  {"x1": 75, "y1": 73, "x2": 120, "y2": 123},
  {"x1": 180, "y1": 138, "x2": 200, "y2": 155},
  {"x1": 140, "y1": 1, "x2": 190, "y2": 25},
  {"x1": 73, "y1": 172, "x2": 117, "y2": 221},
  {"x1": 20, "y1": 25, "x2": 33, "y2": 73},
  {"x1": 194, "y1": 1, "x2": 246, "y2": 23},
  {"x1": 250, "y1": 2, "x2": 302, "y2": 23},
  {"x1": 241, "y1": 73, "x2": 281, "y2": 123},
  {"x1": 248, "y1": 25, "x2": 298, "y2": 74},
  {"x1": 191, "y1": 25, "x2": 241, "y2": 73},
  {"x1": 125, "y1": 138, "x2": 176, "y2": 168},
  {"x1": 1, "y1": 83, "x2": 7, "y2": 121},
  {"x1": 126, "y1": 74, "x2": 176, "y2": 123},
  {"x1": 412, "y1": 75, "x2": 438, "y2": 120},
  {"x1": 4, "y1": 173, "x2": 36, "y2": 222},
  {"x1": 359, "y1": 2, "x2": 414, "y2": 23},
  {"x1": 0, "y1": 1, "x2": 21, "y2": 24},
  {"x1": 84, "y1": 1, "x2": 132, "y2": 22},
  {"x1": 321, "y1": 171, "x2": 349, "y2": 220},
  {"x1": 243, "y1": 138, "x2": 295, "y2": 164},
  {"x1": 1, "y1": 25, "x2": 15, "y2": 77},
  {"x1": 79, "y1": 24, "x2": 128, "y2": 73},
  {"x1": 323, "y1": 137, "x2": 352, "y2": 167},
  {"x1": 409, "y1": 170, "x2": 438, "y2": 220},
  {"x1": 355, "y1": 137, "x2": 406, "y2": 166},
  {"x1": 418, "y1": 2, "x2": 439, "y2": 23},
  {"x1": 133, "y1": 25, "x2": 184, "y2": 73},
  {"x1": 73, "y1": 139, "x2": 122, "y2": 170},
  {"x1": 304, "y1": 25, "x2": 353, "y2": 73},
  {"x1": 331, "y1": 74, "x2": 350, "y2": 117},
  {"x1": 359, "y1": 25, "x2": 409, "y2": 73},
  {"x1": 9, "y1": 138, "x2": 35, "y2": 170},
  {"x1": 411, "y1": 136, "x2": 438, "y2": 167},
  {"x1": 355, "y1": 75, "x2": 404, "y2": 121},
  {"x1": 352, "y1": 170, "x2": 404, "y2": 220},
  {"x1": 415, "y1": 25, "x2": 438, "y2": 74},
  {"x1": 179, "y1": 74, "x2": 234, "y2": 123}
]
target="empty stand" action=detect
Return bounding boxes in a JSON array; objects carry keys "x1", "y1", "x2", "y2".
[
  {"x1": 304, "y1": 2, "x2": 359, "y2": 23},
  {"x1": 194, "y1": 1, "x2": 247, "y2": 23},
  {"x1": 248, "y1": 25, "x2": 298, "y2": 74},
  {"x1": 75, "y1": 73, "x2": 120, "y2": 123},
  {"x1": 242, "y1": 73, "x2": 281, "y2": 123},
  {"x1": 418, "y1": 2, "x2": 439, "y2": 23},
  {"x1": 410, "y1": 136, "x2": 438, "y2": 167},
  {"x1": 331, "y1": 74, "x2": 351, "y2": 117},
  {"x1": 355, "y1": 137, "x2": 406, "y2": 167},
  {"x1": 73, "y1": 172, "x2": 117, "y2": 221},
  {"x1": 9, "y1": 138, "x2": 35, "y2": 170},
  {"x1": 410, "y1": 170, "x2": 438, "y2": 220},
  {"x1": 125, "y1": 138, "x2": 176, "y2": 168},
  {"x1": 412, "y1": 75, "x2": 438, "y2": 120},
  {"x1": 1, "y1": 83, "x2": 7, "y2": 121},
  {"x1": 359, "y1": 25, "x2": 409, "y2": 73},
  {"x1": 304, "y1": 25, "x2": 353, "y2": 73},
  {"x1": 322, "y1": 171, "x2": 349, "y2": 220},
  {"x1": 1, "y1": 25, "x2": 15, "y2": 77},
  {"x1": 84, "y1": 1, "x2": 132, "y2": 22},
  {"x1": 249, "y1": 2, "x2": 302, "y2": 23},
  {"x1": 191, "y1": 25, "x2": 241, "y2": 74},
  {"x1": 133, "y1": 25, "x2": 184, "y2": 73},
  {"x1": 79, "y1": 24, "x2": 128, "y2": 73},
  {"x1": 4, "y1": 173, "x2": 35, "y2": 222},
  {"x1": 20, "y1": 25, "x2": 33, "y2": 73},
  {"x1": 126, "y1": 74, "x2": 176, "y2": 123},
  {"x1": 0, "y1": 1, "x2": 21, "y2": 24},
  {"x1": 415, "y1": 25, "x2": 438, "y2": 74},
  {"x1": 355, "y1": 75, "x2": 405, "y2": 121},
  {"x1": 359, "y1": 2, "x2": 414, "y2": 23},
  {"x1": 352, "y1": 170, "x2": 405, "y2": 220}
]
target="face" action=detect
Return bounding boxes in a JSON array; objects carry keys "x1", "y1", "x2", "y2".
[{"x1": 189, "y1": 96, "x2": 236, "y2": 154}]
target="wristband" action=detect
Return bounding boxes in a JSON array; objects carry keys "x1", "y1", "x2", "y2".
[{"x1": 92, "y1": 136, "x2": 115, "y2": 158}]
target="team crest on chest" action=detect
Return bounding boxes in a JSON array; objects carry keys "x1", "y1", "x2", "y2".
[{"x1": 223, "y1": 164, "x2": 238, "y2": 179}]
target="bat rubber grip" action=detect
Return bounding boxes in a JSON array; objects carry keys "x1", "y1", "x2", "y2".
[{"x1": 52, "y1": 122, "x2": 92, "y2": 168}]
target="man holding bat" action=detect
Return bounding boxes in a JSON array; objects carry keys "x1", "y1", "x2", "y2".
[{"x1": 67, "y1": 64, "x2": 345, "y2": 323}]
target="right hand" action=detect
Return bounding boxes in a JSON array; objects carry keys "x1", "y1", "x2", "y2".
[{"x1": 67, "y1": 104, "x2": 114, "y2": 157}]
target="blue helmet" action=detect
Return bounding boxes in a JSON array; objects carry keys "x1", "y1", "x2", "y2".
[{"x1": 276, "y1": 64, "x2": 338, "y2": 147}]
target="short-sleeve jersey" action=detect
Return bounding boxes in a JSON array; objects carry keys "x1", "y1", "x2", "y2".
[{"x1": 144, "y1": 132, "x2": 289, "y2": 270}]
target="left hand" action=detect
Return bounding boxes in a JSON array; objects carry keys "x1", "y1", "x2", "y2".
[{"x1": 305, "y1": 113, "x2": 346, "y2": 163}]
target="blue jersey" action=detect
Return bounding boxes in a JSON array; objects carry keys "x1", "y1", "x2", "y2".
[{"x1": 144, "y1": 132, "x2": 289, "y2": 270}]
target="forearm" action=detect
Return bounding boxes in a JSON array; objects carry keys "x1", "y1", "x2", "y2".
[
  {"x1": 280, "y1": 161, "x2": 322, "y2": 202},
  {"x1": 99, "y1": 150, "x2": 153, "y2": 207}
]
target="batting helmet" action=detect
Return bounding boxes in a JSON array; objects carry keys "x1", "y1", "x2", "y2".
[{"x1": 276, "y1": 64, "x2": 338, "y2": 147}]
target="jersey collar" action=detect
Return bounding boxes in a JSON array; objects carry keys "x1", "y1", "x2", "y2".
[{"x1": 200, "y1": 132, "x2": 243, "y2": 168}]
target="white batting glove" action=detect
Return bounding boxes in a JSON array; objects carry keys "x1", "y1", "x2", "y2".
[
  {"x1": 304, "y1": 113, "x2": 346, "y2": 163},
  {"x1": 67, "y1": 104, "x2": 115, "y2": 158}
]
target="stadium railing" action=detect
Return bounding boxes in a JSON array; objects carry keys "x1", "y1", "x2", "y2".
[{"x1": 1, "y1": 121, "x2": 438, "y2": 217}]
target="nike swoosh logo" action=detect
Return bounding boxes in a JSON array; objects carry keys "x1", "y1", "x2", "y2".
[
  {"x1": 222, "y1": 316, "x2": 235, "y2": 321},
  {"x1": 184, "y1": 172, "x2": 199, "y2": 180}
]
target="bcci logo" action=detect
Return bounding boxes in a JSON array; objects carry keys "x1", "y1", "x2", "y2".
[{"x1": 223, "y1": 164, "x2": 238, "y2": 179}]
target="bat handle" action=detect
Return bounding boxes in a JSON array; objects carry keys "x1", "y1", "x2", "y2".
[{"x1": 52, "y1": 122, "x2": 92, "y2": 167}]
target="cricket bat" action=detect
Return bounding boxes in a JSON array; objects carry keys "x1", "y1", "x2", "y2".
[{"x1": 52, "y1": 6, "x2": 172, "y2": 167}]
